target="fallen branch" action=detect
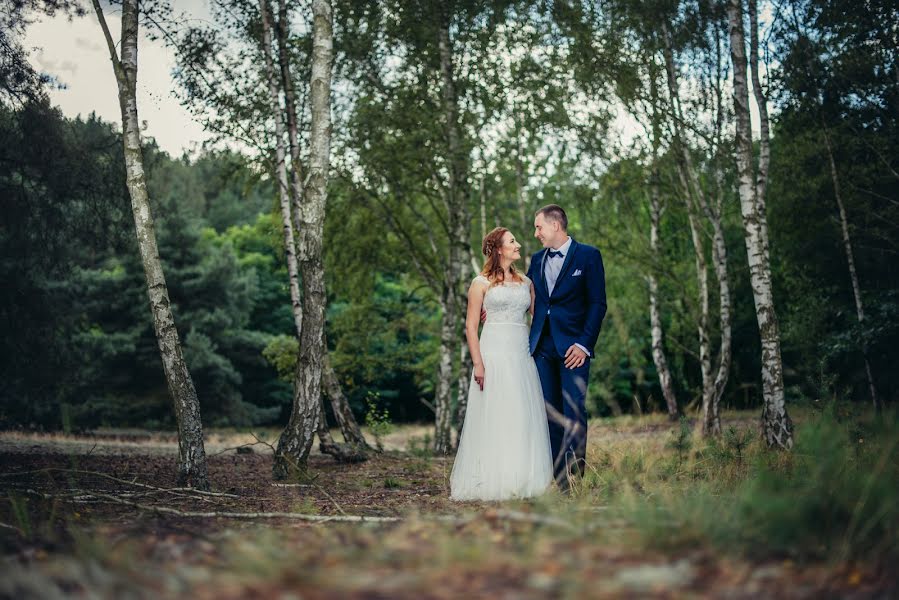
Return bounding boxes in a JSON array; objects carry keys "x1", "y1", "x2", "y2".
[
  {"x1": 208, "y1": 440, "x2": 274, "y2": 457},
  {"x1": 0, "y1": 468, "x2": 239, "y2": 499},
  {"x1": 85, "y1": 491, "x2": 402, "y2": 523},
  {"x1": 0, "y1": 521, "x2": 24, "y2": 535},
  {"x1": 15, "y1": 487, "x2": 578, "y2": 532}
]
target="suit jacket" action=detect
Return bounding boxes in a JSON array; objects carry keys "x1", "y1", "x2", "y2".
[{"x1": 526, "y1": 238, "x2": 607, "y2": 357}]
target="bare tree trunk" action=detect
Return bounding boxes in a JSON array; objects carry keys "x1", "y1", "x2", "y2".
[
  {"x1": 704, "y1": 28, "x2": 731, "y2": 438},
  {"x1": 273, "y1": 0, "x2": 333, "y2": 477},
  {"x1": 646, "y1": 73, "x2": 679, "y2": 421},
  {"x1": 748, "y1": 0, "x2": 771, "y2": 260},
  {"x1": 259, "y1": 0, "x2": 303, "y2": 338},
  {"x1": 434, "y1": 295, "x2": 456, "y2": 454},
  {"x1": 434, "y1": 15, "x2": 472, "y2": 455},
  {"x1": 822, "y1": 127, "x2": 880, "y2": 413},
  {"x1": 648, "y1": 187, "x2": 679, "y2": 421},
  {"x1": 728, "y1": 0, "x2": 793, "y2": 448},
  {"x1": 515, "y1": 123, "x2": 531, "y2": 271},
  {"x1": 316, "y1": 397, "x2": 366, "y2": 462},
  {"x1": 661, "y1": 30, "x2": 714, "y2": 431},
  {"x1": 92, "y1": 0, "x2": 209, "y2": 490},
  {"x1": 275, "y1": 1, "x2": 367, "y2": 447},
  {"x1": 454, "y1": 342, "x2": 472, "y2": 442},
  {"x1": 706, "y1": 200, "x2": 730, "y2": 436},
  {"x1": 479, "y1": 174, "x2": 487, "y2": 242},
  {"x1": 321, "y1": 345, "x2": 367, "y2": 446}
]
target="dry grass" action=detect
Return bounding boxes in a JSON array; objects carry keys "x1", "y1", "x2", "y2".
[{"x1": 0, "y1": 408, "x2": 895, "y2": 599}]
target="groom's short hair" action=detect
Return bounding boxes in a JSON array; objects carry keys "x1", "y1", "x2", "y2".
[{"x1": 535, "y1": 204, "x2": 568, "y2": 231}]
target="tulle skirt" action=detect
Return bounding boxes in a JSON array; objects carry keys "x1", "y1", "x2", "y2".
[{"x1": 450, "y1": 322, "x2": 553, "y2": 501}]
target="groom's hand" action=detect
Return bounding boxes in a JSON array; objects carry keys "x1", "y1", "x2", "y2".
[
  {"x1": 480, "y1": 307, "x2": 487, "y2": 323},
  {"x1": 564, "y1": 345, "x2": 587, "y2": 369}
]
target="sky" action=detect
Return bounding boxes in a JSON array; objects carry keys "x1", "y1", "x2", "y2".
[{"x1": 24, "y1": 2, "x2": 214, "y2": 156}]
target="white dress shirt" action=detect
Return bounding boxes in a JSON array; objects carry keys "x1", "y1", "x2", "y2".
[
  {"x1": 543, "y1": 237, "x2": 590, "y2": 358},
  {"x1": 544, "y1": 236, "x2": 572, "y2": 296}
]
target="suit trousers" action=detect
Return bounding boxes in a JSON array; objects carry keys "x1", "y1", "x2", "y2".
[{"x1": 533, "y1": 318, "x2": 590, "y2": 482}]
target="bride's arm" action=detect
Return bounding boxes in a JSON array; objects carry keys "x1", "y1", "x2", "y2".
[
  {"x1": 466, "y1": 280, "x2": 488, "y2": 390},
  {"x1": 529, "y1": 281, "x2": 536, "y2": 318}
]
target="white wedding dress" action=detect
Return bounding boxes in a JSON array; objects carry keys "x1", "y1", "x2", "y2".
[{"x1": 450, "y1": 275, "x2": 553, "y2": 501}]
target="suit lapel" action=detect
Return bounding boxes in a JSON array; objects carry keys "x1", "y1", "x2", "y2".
[
  {"x1": 538, "y1": 249, "x2": 550, "y2": 299},
  {"x1": 551, "y1": 239, "x2": 579, "y2": 298}
]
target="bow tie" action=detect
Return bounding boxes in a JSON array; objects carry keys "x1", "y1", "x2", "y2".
[{"x1": 547, "y1": 250, "x2": 564, "y2": 259}]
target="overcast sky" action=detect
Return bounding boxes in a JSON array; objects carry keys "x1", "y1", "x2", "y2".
[{"x1": 24, "y1": 2, "x2": 214, "y2": 156}]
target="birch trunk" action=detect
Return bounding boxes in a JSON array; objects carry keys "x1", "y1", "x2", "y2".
[
  {"x1": 728, "y1": 0, "x2": 793, "y2": 448},
  {"x1": 648, "y1": 182, "x2": 679, "y2": 421},
  {"x1": 273, "y1": 0, "x2": 333, "y2": 477},
  {"x1": 259, "y1": 0, "x2": 303, "y2": 338},
  {"x1": 316, "y1": 397, "x2": 366, "y2": 462},
  {"x1": 646, "y1": 73, "x2": 679, "y2": 420},
  {"x1": 822, "y1": 127, "x2": 880, "y2": 413},
  {"x1": 455, "y1": 340, "x2": 472, "y2": 442},
  {"x1": 706, "y1": 205, "x2": 730, "y2": 436},
  {"x1": 434, "y1": 16, "x2": 472, "y2": 455},
  {"x1": 275, "y1": 0, "x2": 367, "y2": 447},
  {"x1": 748, "y1": 0, "x2": 771, "y2": 260},
  {"x1": 92, "y1": 0, "x2": 209, "y2": 489},
  {"x1": 515, "y1": 124, "x2": 531, "y2": 271},
  {"x1": 479, "y1": 174, "x2": 487, "y2": 242},
  {"x1": 434, "y1": 294, "x2": 456, "y2": 454},
  {"x1": 661, "y1": 30, "x2": 716, "y2": 433}
]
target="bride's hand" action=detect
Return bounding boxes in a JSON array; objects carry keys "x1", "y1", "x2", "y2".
[{"x1": 473, "y1": 363, "x2": 485, "y2": 391}]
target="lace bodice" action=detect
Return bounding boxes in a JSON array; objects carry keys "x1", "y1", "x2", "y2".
[{"x1": 473, "y1": 275, "x2": 531, "y2": 325}]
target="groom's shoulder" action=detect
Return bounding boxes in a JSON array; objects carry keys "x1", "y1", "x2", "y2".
[{"x1": 575, "y1": 240, "x2": 603, "y2": 259}]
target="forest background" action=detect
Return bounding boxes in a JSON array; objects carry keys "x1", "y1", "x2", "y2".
[{"x1": 2, "y1": 0, "x2": 897, "y2": 440}]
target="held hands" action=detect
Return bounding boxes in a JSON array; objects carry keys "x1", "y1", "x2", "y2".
[
  {"x1": 473, "y1": 363, "x2": 485, "y2": 391},
  {"x1": 564, "y1": 344, "x2": 587, "y2": 369}
]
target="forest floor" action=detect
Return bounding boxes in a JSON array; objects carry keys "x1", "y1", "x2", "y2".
[{"x1": 0, "y1": 412, "x2": 894, "y2": 599}]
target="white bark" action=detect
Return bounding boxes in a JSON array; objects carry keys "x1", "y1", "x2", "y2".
[
  {"x1": 273, "y1": 0, "x2": 333, "y2": 476},
  {"x1": 662, "y1": 29, "x2": 727, "y2": 435},
  {"x1": 434, "y1": 294, "x2": 456, "y2": 454},
  {"x1": 259, "y1": 0, "x2": 303, "y2": 339},
  {"x1": 822, "y1": 127, "x2": 880, "y2": 413},
  {"x1": 728, "y1": 0, "x2": 793, "y2": 448},
  {"x1": 433, "y1": 16, "x2": 472, "y2": 455},
  {"x1": 92, "y1": 0, "x2": 209, "y2": 489},
  {"x1": 274, "y1": 0, "x2": 367, "y2": 448},
  {"x1": 455, "y1": 342, "x2": 471, "y2": 442},
  {"x1": 648, "y1": 180, "x2": 679, "y2": 420},
  {"x1": 646, "y1": 69, "x2": 679, "y2": 421}
]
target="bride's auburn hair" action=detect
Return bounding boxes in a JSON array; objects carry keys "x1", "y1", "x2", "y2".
[{"x1": 481, "y1": 227, "x2": 521, "y2": 285}]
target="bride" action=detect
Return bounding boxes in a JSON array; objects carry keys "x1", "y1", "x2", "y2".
[{"x1": 450, "y1": 227, "x2": 553, "y2": 501}]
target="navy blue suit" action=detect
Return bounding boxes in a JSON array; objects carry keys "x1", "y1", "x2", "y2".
[{"x1": 527, "y1": 238, "x2": 607, "y2": 481}]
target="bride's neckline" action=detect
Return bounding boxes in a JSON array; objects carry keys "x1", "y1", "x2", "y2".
[{"x1": 485, "y1": 277, "x2": 527, "y2": 287}]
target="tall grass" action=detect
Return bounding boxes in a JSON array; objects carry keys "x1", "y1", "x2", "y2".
[{"x1": 607, "y1": 406, "x2": 899, "y2": 563}]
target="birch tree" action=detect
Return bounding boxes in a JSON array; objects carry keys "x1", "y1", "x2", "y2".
[
  {"x1": 660, "y1": 18, "x2": 732, "y2": 437},
  {"x1": 727, "y1": 0, "x2": 793, "y2": 448},
  {"x1": 258, "y1": 0, "x2": 366, "y2": 464},
  {"x1": 91, "y1": 0, "x2": 209, "y2": 488},
  {"x1": 273, "y1": 0, "x2": 336, "y2": 476},
  {"x1": 822, "y1": 127, "x2": 880, "y2": 413},
  {"x1": 273, "y1": 0, "x2": 367, "y2": 447},
  {"x1": 646, "y1": 68, "x2": 679, "y2": 420}
]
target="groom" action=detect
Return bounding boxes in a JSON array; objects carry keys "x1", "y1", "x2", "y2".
[{"x1": 527, "y1": 205, "x2": 606, "y2": 488}]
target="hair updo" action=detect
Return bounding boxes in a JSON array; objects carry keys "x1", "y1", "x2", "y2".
[{"x1": 481, "y1": 227, "x2": 520, "y2": 285}]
